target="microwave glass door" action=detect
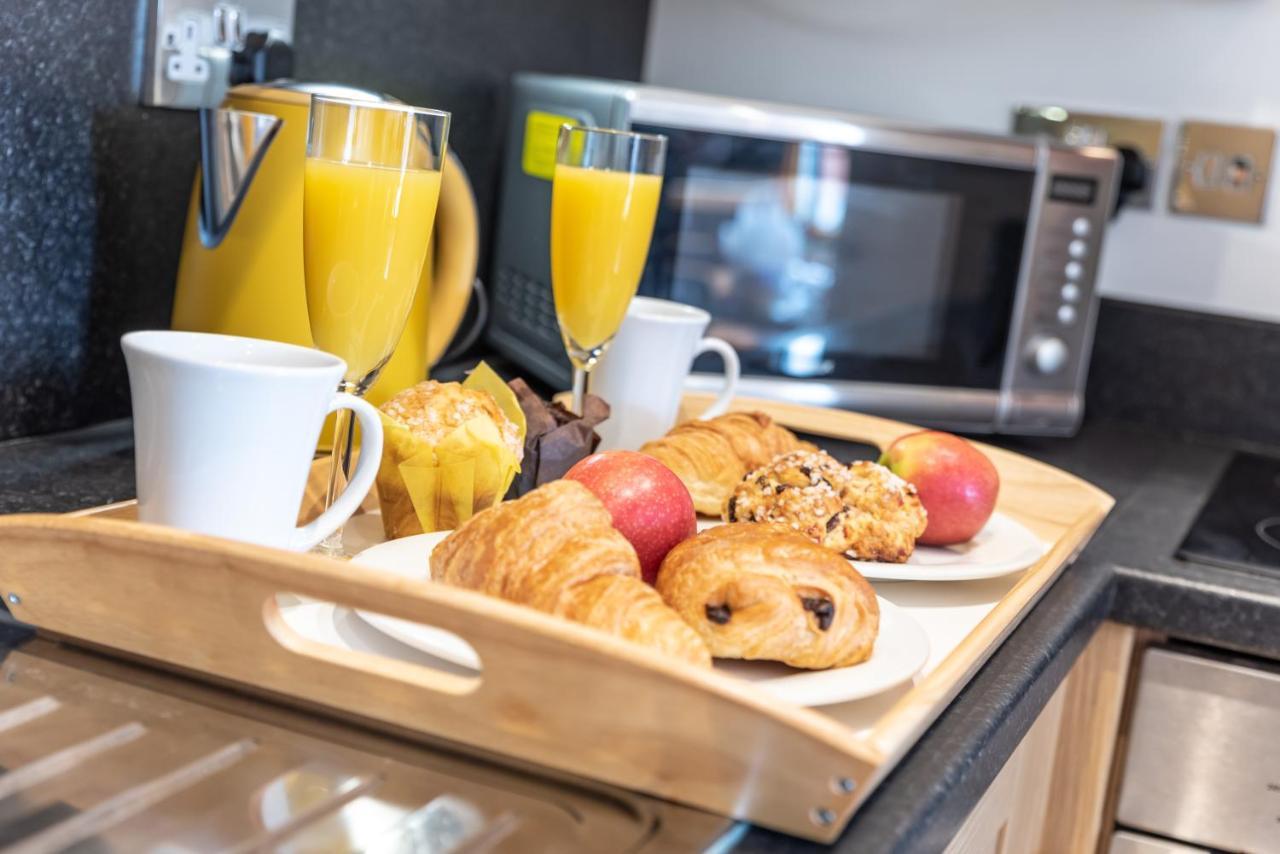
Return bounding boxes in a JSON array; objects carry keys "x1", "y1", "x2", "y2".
[{"x1": 633, "y1": 125, "x2": 1036, "y2": 389}]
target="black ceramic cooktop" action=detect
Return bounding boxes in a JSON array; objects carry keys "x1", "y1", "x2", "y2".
[{"x1": 1179, "y1": 450, "x2": 1280, "y2": 574}]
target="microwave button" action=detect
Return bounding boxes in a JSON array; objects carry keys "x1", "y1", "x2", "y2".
[
  {"x1": 1061, "y1": 283, "x2": 1081, "y2": 303},
  {"x1": 1065, "y1": 260, "x2": 1084, "y2": 280},
  {"x1": 1072, "y1": 216, "x2": 1092, "y2": 237},
  {"x1": 1057, "y1": 304, "x2": 1078, "y2": 326},
  {"x1": 1068, "y1": 239, "x2": 1088, "y2": 259},
  {"x1": 1026, "y1": 335, "x2": 1069, "y2": 375}
]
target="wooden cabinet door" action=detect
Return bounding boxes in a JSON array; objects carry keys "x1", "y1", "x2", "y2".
[
  {"x1": 946, "y1": 622, "x2": 1137, "y2": 854},
  {"x1": 944, "y1": 688, "x2": 1065, "y2": 854}
]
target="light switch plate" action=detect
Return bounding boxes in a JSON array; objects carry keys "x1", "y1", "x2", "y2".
[
  {"x1": 1169, "y1": 120, "x2": 1275, "y2": 224},
  {"x1": 141, "y1": 0, "x2": 295, "y2": 110},
  {"x1": 1013, "y1": 106, "x2": 1163, "y2": 209}
]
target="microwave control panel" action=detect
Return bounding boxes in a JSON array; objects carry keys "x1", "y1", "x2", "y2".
[{"x1": 998, "y1": 144, "x2": 1119, "y2": 434}]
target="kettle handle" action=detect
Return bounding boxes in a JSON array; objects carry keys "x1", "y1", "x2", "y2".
[{"x1": 425, "y1": 150, "x2": 480, "y2": 366}]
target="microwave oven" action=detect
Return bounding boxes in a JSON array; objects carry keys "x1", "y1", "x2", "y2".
[{"x1": 488, "y1": 74, "x2": 1120, "y2": 435}]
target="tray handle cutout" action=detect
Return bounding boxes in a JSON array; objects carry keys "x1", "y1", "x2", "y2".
[{"x1": 261, "y1": 596, "x2": 482, "y2": 697}]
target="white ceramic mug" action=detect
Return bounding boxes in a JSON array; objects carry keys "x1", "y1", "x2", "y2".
[
  {"x1": 592, "y1": 296, "x2": 740, "y2": 450},
  {"x1": 121, "y1": 331, "x2": 383, "y2": 551}
]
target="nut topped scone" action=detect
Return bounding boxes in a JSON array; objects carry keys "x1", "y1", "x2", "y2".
[{"x1": 725, "y1": 449, "x2": 927, "y2": 563}]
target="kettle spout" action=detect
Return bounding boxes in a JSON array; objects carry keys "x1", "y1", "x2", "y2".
[{"x1": 198, "y1": 107, "x2": 282, "y2": 248}]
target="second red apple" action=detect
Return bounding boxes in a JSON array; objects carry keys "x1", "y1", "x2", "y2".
[{"x1": 879, "y1": 430, "x2": 1000, "y2": 546}]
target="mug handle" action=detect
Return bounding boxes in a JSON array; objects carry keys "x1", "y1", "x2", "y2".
[
  {"x1": 694, "y1": 337, "x2": 740, "y2": 420},
  {"x1": 290, "y1": 393, "x2": 385, "y2": 551}
]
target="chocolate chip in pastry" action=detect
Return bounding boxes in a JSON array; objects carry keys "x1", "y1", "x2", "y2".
[
  {"x1": 725, "y1": 450, "x2": 927, "y2": 563},
  {"x1": 655, "y1": 523, "x2": 879, "y2": 669}
]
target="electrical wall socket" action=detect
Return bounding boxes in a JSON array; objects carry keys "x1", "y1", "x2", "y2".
[
  {"x1": 141, "y1": 0, "x2": 294, "y2": 110},
  {"x1": 1169, "y1": 121, "x2": 1275, "y2": 225},
  {"x1": 1013, "y1": 106, "x2": 1164, "y2": 209}
]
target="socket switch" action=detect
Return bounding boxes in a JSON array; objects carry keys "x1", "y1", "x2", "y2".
[
  {"x1": 141, "y1": 0, "x2": 295, "y2": 109},
  {"x1": 1013, "y1": 106, "x2": 1163, "y2": 210}
]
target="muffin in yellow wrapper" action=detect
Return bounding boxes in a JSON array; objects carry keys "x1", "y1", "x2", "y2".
[{"x1": 376, "y1": 363, "x2": 526, "y2": 538}]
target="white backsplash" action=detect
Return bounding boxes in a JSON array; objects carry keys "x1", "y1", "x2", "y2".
[{"x1": 644, "y1": 0, "x2": 1280, "y2": 323}]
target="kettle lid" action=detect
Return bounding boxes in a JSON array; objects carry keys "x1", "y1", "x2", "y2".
[{"x1": 224, "y1": 81, "x2": 392, "y2": 108}]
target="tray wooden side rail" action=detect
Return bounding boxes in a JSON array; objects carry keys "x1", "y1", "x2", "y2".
[
  {"x1": 0, "y1": 398, "x2": 1113, "y2": 843},
  {"x1": 0, "y1": 514, "x2": 876, "y2": 843}
]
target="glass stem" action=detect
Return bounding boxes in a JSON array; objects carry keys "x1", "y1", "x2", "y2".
[
  {"x1": 317, "y1": 404, "x2": 356, "y2": 556},
  {"x1": 571, "y1": 365, "x2": 587, "y2": 416}
]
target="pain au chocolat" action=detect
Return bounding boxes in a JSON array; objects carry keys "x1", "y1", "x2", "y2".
[{"x1": 655, "y1": 523, "x2": 879, "y2": 669}]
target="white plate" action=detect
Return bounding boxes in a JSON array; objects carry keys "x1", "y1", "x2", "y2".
[
  {"x1": 696, "y1": 511, "x2": 1047, "y2": 582},
  {"x1": 352, "y1": 531, "x2": 478, "y2": 670},
  {"x1": 711, "y1": 599, "x2": 929, "y2": 705},
  {"x1": 351, "y1": 533, "x2": 930, "y2": 707}
]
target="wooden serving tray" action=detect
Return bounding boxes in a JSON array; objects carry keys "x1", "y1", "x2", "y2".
[{"x1": 0, "y1": 397, "x2": 1112, "y2": 843}]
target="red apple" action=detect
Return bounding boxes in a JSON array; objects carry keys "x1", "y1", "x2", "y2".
[
  {"x1": 879, "y1": 431, "x2": 999, "y2": 546},
  {"x1": 565, "y1": 451, "x2": 697, "y2": 584}
]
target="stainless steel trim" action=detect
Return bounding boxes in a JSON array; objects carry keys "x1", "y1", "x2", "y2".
[
  {"x1": 9, "y1": 738, "x2": 259, "y2": 854},
  {"x1": 0, "y1": 695, "x2": 59, "y2": 732},
  {"x1": 197, "y1": 106, "x2": 282, "y2": 248},
  {"x1": 227, "y1": 764, "x2": 381, "y2": 853},
  {"x1": 1065, "y1": 157, "x2": 1121, "y2": 416},
  {"x1": 1109, "y1": 830, "x2": 1210, "y2": 854},
  {"x1": 625, "y1": 84, "x2": 1041, "y2": 169},
  {"x1": 1116, "y1": 647, "x2": 1280, "y2": 853},
  {"x1": 0, "y1": 721, "x2": 147, "y2": 801},
  {"x1": 997, "y1": 138, "x2": 1053, "y2": 427},
  {"x1": 0, "y1": 640, "x2": 735, "y2": 852},
  {"x1": 282, "y1": 81, "x2": 384, "y2": 100},
  {"x1": 686, "y1": 374, "x2": 1000, "y2": 429}
]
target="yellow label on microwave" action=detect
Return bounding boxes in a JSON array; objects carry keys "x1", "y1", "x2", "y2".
[{"x1": 522, "y1": 111, "x2": 578, "y2": 180}]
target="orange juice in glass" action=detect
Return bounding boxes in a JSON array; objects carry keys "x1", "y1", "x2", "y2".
[
  {"x1": 549, "y1": 126, "x2": 667, "y2": 414},
  {"x1": 304, "y1": 160, "x2": 442, "y2": 383},
  {"x1": 303, "y1": 95, "x2": 450, "y2": 555}
]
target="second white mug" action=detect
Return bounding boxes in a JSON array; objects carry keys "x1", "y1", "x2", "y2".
[{"x1": 592, "y1": 296, "x2": 739, "y2": 450}]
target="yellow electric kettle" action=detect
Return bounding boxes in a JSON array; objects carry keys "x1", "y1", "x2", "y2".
[{"x1": 171, "y1": 82, "x2": 478, "y2": 406}]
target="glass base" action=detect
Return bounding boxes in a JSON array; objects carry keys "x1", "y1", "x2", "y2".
[
  {"x1": 312, "y1": 526, "x2": 353, "y2": 559},
  {"x1": 562, "y1": 332, "x2": 617, "y2": 415},
  {"x1": 563, "y1": 341, "x2": 610, "y2": 373}
]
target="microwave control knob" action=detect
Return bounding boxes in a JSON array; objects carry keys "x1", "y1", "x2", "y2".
[{"x1": 1026, "y1": 335, "x2": 1069, "y2": 375}]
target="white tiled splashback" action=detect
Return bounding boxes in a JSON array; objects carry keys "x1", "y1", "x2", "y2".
[{"x1": 644, "y1": 0, "x2": 1280, "y2": 324}]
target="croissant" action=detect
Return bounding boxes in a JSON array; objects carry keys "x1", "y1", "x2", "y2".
[
  {"x1": 431, "y1": 480, "x2": 711, "y2": 667},
  {"x1": 655, "y1": 523, "x2": 879, "y2": 669},
  {"x1": 640, "y1": 412, "x2": 816, "y2": 515}
]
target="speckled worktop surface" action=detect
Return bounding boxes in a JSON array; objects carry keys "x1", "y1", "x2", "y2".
[{"x1": 0, "y1": 417, "x2": 1276, "y2": 852}]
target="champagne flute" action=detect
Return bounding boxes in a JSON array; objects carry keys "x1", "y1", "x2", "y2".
[
  {"x1": 304, "y1": 95, "x2": 450, "y2": 556},
  {"x1": 550, "y1": 125, "x2": 667, "y2": 413}
]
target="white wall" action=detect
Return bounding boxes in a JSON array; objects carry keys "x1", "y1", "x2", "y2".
[{"x1": 644, "y1": 0, "x2": 1280, "y2": 323}]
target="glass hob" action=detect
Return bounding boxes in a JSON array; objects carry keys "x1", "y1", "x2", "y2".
[{"x1": 1179, "y1": 450, "x2": 1280, "y2": 575}]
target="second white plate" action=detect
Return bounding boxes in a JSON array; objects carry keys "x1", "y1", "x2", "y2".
[
  {"x1": 351, "y1": 533, "x2": 929, "y2": 707},
  {"x1": 696, "y1": 511, "x2": 1047, "y2": 582}
]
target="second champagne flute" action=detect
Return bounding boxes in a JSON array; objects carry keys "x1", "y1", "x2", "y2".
[
  {"x1": 304, "y1": 94, "x2": 450, "y2": 556},
  {"x1": 550, "y1": 125, "x2": 667, "y2": 414}
]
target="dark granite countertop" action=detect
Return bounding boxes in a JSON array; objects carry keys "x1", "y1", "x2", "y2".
[{"x1": 1, "y1": 416, "x2": 1276, "y2": 853}]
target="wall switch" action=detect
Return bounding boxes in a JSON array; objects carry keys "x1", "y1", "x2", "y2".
[
  {"x1": 1013, "y1": 106, "x2": 1164, "y2": 209},
  {"x1": 141, "y1": 0, "x2": 295, "y2": 110},
  {"x1": 1169, "y1": 121, "x2": 1275, "y2": 224}
]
